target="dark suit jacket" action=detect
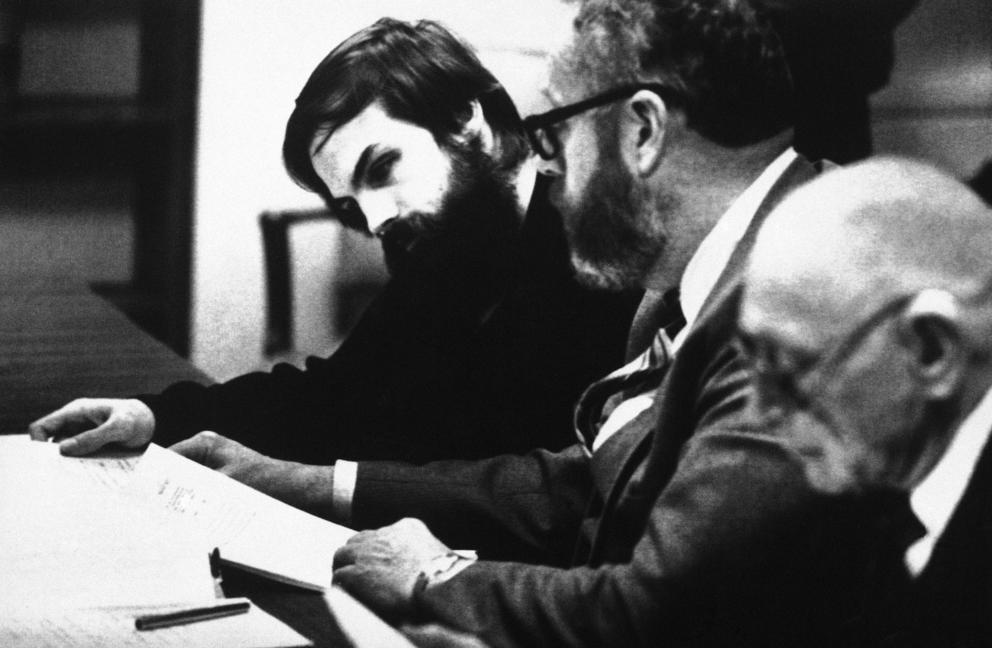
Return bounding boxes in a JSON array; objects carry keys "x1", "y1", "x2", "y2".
[
  {"x1": 350, "y1": 154, "x2": 854, "y2": 645},
  {"x1": 140, "y1": 176, "x2": 638, "y2": 463},
  {"x1": 914, "y1": 433, "x2": 992, "y2": 643},
  {"x1": 855, "y1": 431, "x2": 992, "y2": 647}
]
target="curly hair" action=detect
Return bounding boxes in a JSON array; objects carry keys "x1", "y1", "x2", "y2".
[{"x1": 564, "y1": 0, "x2": 794, "y2": 147}]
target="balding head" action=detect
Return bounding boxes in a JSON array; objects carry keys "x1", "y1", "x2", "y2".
[
  {"x1": 748, "y1": 157, "x2": 992, "y2": 333},
  {"x1": 738, "y1": 157, "x2": 992, "y2": 492}
]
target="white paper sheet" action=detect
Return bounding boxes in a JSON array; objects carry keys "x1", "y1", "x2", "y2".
[
  {"x1": 0, "y1": 603, "x2": 311, "y2": 648},
  {"x1": 131, "y1": 443, "x2": 355, "y2": 591},
  {"x1": 0, "y1": 436, "x2": 217, "y2": 609},
  {"x1": 0, "y1": 436, "x2": 313, "y2": 647}
]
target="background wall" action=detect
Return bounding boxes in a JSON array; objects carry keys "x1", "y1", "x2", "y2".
[
  {"x1": 192, "y1": 0, "x2": 992, "y2": 381},
  {"x1": 0, "y1": 1, "x2": 140, "y2": 286},
  {"x1": 193, "y1": 0, "x2": 572, "y2": 379},
  {"x1": 871, "y1": 0, "x2": 992, "y2": 175}
]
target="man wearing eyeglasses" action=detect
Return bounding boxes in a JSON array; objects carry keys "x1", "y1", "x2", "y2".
[
  {"x1": 276, "y1": 0, "x2": 846, "y2": 643},
  {"x1": 35, "y1": 0, "x2": 849, "y2": 644},
  {"x1": 737, "y1": 157, "x2": 992, "y2": 645},
  {"x1": 29, "y1": 18, "x2": 637, "y2": 464}
]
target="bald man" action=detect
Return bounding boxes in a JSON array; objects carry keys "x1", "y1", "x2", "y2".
[{"x1": 738, "y1": 157, "x2": 992, "y2": 645}]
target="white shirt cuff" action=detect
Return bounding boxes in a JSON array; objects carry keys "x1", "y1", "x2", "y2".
[
  {"x1": 332, "y1": 459, "x2": 358, "y2": 523},
  {"x1": 421, "y1": 551, "x2": 477, "y2": 588}
]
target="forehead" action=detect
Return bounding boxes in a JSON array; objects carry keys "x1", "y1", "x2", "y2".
[
  {"x1": 541, "y1": 42, "x2": 591, "y2": 107},
  {"x1": 740, "y1": 278, "x2": 821, "y2": 352},
  {"x1": 309, "y1": 102, "x2": 436, "y2": 190},
  {"x1": 539, "y1": 6, "x2": 587, "y2": 106},
  {"x1": 543, "y1": 60, "x2": 576, "y2": 107},
  {"x1": 738, "y1": 263, "x2": 851, "y2": 359}
]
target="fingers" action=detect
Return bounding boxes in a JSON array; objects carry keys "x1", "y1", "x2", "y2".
[
  {"x1": 332, "y1": 533, "x2": 366, "y2": 570},
  {"x1": 169, "y1": 431, "x2": 221, "y2": 466},
  {"x1": 331, "y1": 563, "x2": 360, "y2": 589},
  {"x1": 27, "y1": 412, "x2": 59, "y2": 441},
  {"x1": 59, "y1": 423, "x2": 125, "y2": 456},
  {"x1": 331, "y1": 565, "x2": 373, "y2": 604},
  {"x1": 27, "y1": 398, "x2": 106, "y2": 442},
  {"x1": 28, "y1": 398, "x2": 155, "y2": 457}
]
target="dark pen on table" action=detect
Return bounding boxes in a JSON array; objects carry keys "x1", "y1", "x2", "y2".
[
  {"x1": 134, "y1": 597, "x2": 251, "y2": 631},
  {"x1": 135, "y1": 548, "x2": 245, "y2": 631}
]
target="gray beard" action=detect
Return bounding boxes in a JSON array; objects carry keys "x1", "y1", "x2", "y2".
[{"x1": 560, "y1": 154, "x2": 673, "y2": 291}]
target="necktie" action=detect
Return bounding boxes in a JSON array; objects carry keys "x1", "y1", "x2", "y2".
[
  {"x1": 625, "y1": 287, "x2": 685, "y2": 359},
  {"x1": 859, "y1": 491, "x2": 927, "y2": 644},
  {"x1": 618, "y1": 288, "x2": 683, "y2": 401},
  {"x1": 659, "y1": 287, "x2": 686, "y2": 341},
  {"x1": 574, "y1": 289, "x2": 684, "y2": 450}
]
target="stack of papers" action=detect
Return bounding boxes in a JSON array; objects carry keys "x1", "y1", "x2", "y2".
[
  {"x1": 0, "y1": 435, "x2": 356, "y2": 647},
  {"x1": 131, "y1": 443, "x2": 355, "y2": 591}
]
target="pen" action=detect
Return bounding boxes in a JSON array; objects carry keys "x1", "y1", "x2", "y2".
[{"x1": 134, "y1": 597, "x2": 251, "y2": 631}]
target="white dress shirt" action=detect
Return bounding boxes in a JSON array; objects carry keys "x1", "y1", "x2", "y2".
[
  {"x1": 906, "y1": 384, "x2": 992, "y2": 576},
  {"x1": 592, "y1": 147, "x2": 798, "y2": 451},
  {"x1": 333, "y1": 147, "x2": 800, "y2": 519}
]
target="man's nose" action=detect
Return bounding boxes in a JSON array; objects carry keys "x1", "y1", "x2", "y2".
[{"x1": 356, "y1": 192, "x2": 397, "y2": 235}]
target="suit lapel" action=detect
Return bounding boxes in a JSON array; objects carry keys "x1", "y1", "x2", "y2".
[
  {"x1": 589, "y1": 393, "x2": 665, "y2": 499},
  {"x1": 587, "y1": 153, "x2": 823, "y2": 559},
  {"x1": 913, "y1": 429, "x2": 992, "y2": 629},
  {"x1": 696, "y1": 155, "x2": 825, "y2": 326}
]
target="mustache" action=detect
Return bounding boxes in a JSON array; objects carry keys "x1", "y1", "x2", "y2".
[
  {"x1": 377, "y1": 209, "x2": 472, "y2": 279},
  {"x1": 379, "y1": 211, "x2": 448, "y2": 238},
  {"x1": 376, "y1": 135, "x2": 521, "y2": 281},
  {"x1": 377, "y1": 211, "x2": 449, "y2": 256}
]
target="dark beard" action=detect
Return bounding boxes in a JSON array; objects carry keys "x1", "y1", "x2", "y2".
[
  {"x1": 556, "y1": 137, "x2": 672, "y2": 291},
  {"x1": 377, "y1": 138, "x2": 522, "y2": 286}
]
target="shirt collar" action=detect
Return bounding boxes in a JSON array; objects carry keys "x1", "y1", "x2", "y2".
[
  {"x1": 672, "y1": 147, "x2": 798, "y2": 351},
  {"x1": 581, "y1": 148, "x2": 797, "y2": 454},
  {"x1": 907, "y1": 383, "x2": 992, "y2": 574}
]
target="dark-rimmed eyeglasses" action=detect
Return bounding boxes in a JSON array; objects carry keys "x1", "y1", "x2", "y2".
[{"x1": 522, "y1": 83, "x2": 676, "y2": 160}]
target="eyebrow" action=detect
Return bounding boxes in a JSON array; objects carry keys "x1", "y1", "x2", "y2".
[{"x1": 351, "y1": 145, "x2": 376, "y2": 189}]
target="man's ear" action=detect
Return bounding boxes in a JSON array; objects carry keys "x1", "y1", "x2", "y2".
[
  {"x1": 454, "y1": 99, "x2": 494, "y2": 152},
  {"x1": 618, "y1": 89, "x2": 668, "y2": 177},
  {"x1": 899, "y1": 289, "x2": 966, "y2": 400}
]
